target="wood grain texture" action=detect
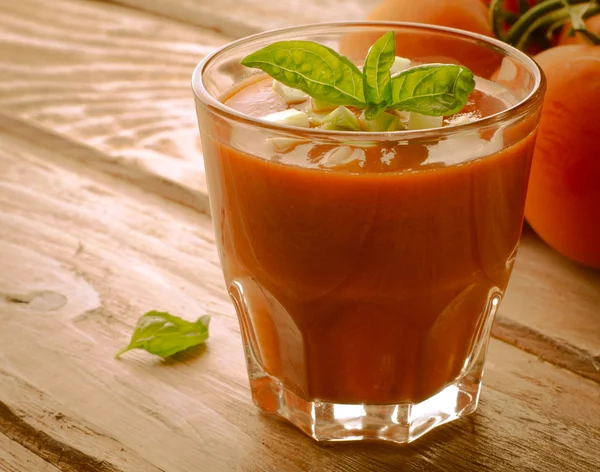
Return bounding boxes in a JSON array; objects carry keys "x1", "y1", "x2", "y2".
[
  {"x1": 0, "y1": 434, "x2": 61, "y2": 472},
  {"x1": 502, "y1": 226, "x2": 600, "y2": 358},
  {"x1": 1, "y1": 111, "x2": 599, "y2": 472},
  {"x1": 0, "y1": 0, "x2": 228, "y2": 196},
  {"x1": 2, "y1": 111, "x2": 210, "y2": 213},
  {"x1": 106, "y1": 0, "x2": 380, "y2": 38},
  {"x1": 0, "y1": 401, "x2": 121, "y2": 472},
  {"x1": 493, "y1": 315, "x2": 600, "y2": 385}
]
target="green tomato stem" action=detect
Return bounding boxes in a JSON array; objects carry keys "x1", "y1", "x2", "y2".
[
  {"x1": 574, "y1": 25, "x2": 600, "y2": 43},
  {"x1": 501, "y1": 0, "x2": 599, "y2": 50},
  {"x1": 490, "y1": 0, "x2": 509, "y2": 40},
  {"x1": 517, "y1": 9, "x2": 571, "y2": 50},
  {"x1": 567, "y1": 2, "x2": 600, "y2": 44}
]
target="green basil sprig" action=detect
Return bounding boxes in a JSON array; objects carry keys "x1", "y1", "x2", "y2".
[{"x1": 241, "y1": 31, "x2": 475, "y2": 118}]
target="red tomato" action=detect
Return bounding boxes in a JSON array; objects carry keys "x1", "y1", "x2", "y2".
[
  {"x1": 339, "y1": 0, "x2": 497, "y2": 76},
  {"x1": 525, "y1": 45, "x2": 600, "y2": 268},
  {"x1": 365, "y1": 0, "x2": 493, "y2": 37}
]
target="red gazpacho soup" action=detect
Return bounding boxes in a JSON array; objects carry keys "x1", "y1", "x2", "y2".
[{"x1": 200, "y1": 67, "x2": 535, "y2": 406}]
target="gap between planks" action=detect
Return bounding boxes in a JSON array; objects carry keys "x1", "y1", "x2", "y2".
[
  {"x1": 0, "y1": 109, "x2": 597, "y2": 386},
  {"x1": 493, "y1": 316, "x2": 600, "y2": 384},
  {"x1": 0, "y1": 402, "x2": 122, "y2": 472},
  {"x1": 0, "y1": 432, "x2": 61, "y2": 472}
]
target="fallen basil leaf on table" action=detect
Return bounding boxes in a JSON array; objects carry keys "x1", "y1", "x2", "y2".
[{"x1": 115, "y1": 311, "x2": 210, "y2": 359}]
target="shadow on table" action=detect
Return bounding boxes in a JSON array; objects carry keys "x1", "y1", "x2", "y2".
[{"x1": 158, "y1": 344, "x2": 208, "y2": 365}]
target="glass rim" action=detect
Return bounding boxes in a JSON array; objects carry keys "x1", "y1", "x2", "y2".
[{"x1": 192, "y1": 21, "x2": 546, "y2": 140}]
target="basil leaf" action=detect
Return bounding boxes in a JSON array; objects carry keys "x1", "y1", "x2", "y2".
[
  {"x1": 116, "y1": 311, "x2": 210, "y2": 358},
  {"x1": 362, "y1": 31, "x2": 395, "y2": 109},
  {"x1": 241, "y1": 41, "x2": 366, "y2": 107},
  {"x1": 389, "y1": 64, "x2": 475, "y2": 116}
]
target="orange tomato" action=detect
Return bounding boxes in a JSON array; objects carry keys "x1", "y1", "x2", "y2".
[
  {"x1": 525, "y1": 45, "x2": 600, "y2": 268},
  {"x1": 340, "y1": 0, "x2": 498, "y2": 77},
  {"x1": 367, "y1": 0, "x2": 493, "y2": 36},
  {"x1": 558, "y1": 15, "x2": 600, "y2": 46}
]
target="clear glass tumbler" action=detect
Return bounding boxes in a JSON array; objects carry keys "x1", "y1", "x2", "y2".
[{"x1": 192, "y1": 22, "x2": 545, "y2": 444}]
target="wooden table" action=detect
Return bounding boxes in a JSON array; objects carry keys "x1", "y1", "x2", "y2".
[{"x1": 0, "y1": 1, "x2": 599, "y2": 470}]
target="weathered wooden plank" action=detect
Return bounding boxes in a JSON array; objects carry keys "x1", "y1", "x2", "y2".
[
  {"x1": 0, "y1": 0, "x2": 229, "y2": 196},
  {"x1": 501, "y1": 227, "x2": 600, "y2": 360},
  {"x1": 0, "y1": 400, "x2": 122, "y2": 472},
  {"x1": 0, "y1": 434, "x2": 61, "y2": 472},
  {"x1": 2, "y1": 112, "x2": 209, "y2": 213},
  {"x1": 0, "y1": 111, "x2": 599, "y2": 472},
  {"x1": 105, "y1": 0, "x2": 379, "y2": 38}
]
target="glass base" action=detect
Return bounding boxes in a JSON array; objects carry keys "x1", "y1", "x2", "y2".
[
  {"x1": 246, "y1": 347, "x2": 483, "y2": 445},
  {"x1": 231, "y1": 281, "x2": 499, "y2": 445}
]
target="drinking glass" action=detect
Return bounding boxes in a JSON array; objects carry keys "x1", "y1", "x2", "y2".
[{"x1": 192, "y1": 22, "x2": 545, "y2": 444}]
